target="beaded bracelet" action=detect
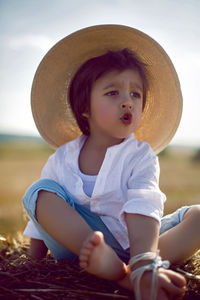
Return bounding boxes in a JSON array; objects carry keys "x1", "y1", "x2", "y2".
[{"x1": 129, "y1": 251, "x2": 170, "y2": 300}]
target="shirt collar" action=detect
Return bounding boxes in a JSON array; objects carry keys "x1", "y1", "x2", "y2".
[
  {"x1": 65, "y1": 133, "x2": 137, "y2": 171},
  {"x1": 106, "y1": 133, "x2": 136, "y2": 153}
]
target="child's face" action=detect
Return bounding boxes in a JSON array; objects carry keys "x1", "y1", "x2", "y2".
[{"x1": 87, "y1": 69, "x2": 143, "y2": 143}]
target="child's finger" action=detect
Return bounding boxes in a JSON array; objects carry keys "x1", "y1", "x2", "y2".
[
  {"x1": 142, "y1": 287, "x2": 169, "y2": 300},
  {"x1": 158, "y1": 272, "x2": 186, "y2": 298},
  {"x1": 161, "y1": 268, "x2": 186, "y2": 288},
  {"x1": 163, "y1": 283, "x2": 185, "y2": 299}
]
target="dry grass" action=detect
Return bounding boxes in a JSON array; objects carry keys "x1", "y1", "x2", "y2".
[
  {"x1": 0, "y1": 233, "x2": 132, "y2": 300},
  {"x1": 0, "y1": 141, "x2": 200, "y2": 299},
  {"x1": 0, "y1": 234, "x2": 200, "y2": 299}
]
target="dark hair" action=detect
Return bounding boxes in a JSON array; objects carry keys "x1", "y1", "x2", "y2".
[{"x1": 69, "y1": 48, "x2": 148, "y2": 135}]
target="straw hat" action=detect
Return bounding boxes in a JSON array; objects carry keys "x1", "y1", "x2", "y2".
[{"x1": 31, "y1": 24, "x2": 182, "y2": 154}]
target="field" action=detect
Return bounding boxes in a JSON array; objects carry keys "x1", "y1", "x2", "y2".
[
  {"x1": 0, "y1": 139, "x2": 200, "y2": 299},
  {"x1": 0, "y1": 140, "x2": 54, "y2": 236},
  {"x1": 0, "y1": 139, "x2": 200, "y2": 236}
]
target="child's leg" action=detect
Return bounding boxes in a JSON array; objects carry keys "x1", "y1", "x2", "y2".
[
  {"x1": 158, "y1": 205, "x2": 200, "y2": 263},
  {"x1": 36, "y1": 190, "x2": 92, "y2": 254},
  {"x1": 23, "y1": 179, "x2": 126, "y2": 280},
  {"x1": 36, "y1": 191, "x2": 127, "y2": 280}
]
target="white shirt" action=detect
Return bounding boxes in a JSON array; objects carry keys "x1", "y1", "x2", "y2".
[
  {"x1": 78, "y1": 169, "x2": 97, "y2": 199},
  {"x1": 24, "y1": 133, "x2": 166, "y2": 249}
]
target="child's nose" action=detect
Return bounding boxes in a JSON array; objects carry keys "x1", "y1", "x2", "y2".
[{"x1": 120, "y1": 101, "x2": 133, "y2": 110}]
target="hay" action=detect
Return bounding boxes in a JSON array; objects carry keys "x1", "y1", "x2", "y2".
[{"x1": 0, "y1": 234, "x2": 200, "y2": 300}]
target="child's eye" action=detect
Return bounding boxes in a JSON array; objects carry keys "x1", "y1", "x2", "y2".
[
  {"x1": 105, "y1": 90, "x2": 119, "y2": 96},
  {"x1": 130, "y1": 91, "x2": 141, "y2": 98}
]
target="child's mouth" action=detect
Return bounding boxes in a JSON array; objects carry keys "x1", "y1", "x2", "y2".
[{"x1": 120, "y1": 112, "x2": 132, "y2": 125}]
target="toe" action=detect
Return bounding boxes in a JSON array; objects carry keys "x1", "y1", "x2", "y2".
[
  {"x1": 91, "y1": 231, "x2": 104, "y2": 246},
  {"x1": 79, "y1": 260, "x2": 88, "y2": 269},
  {"x1": 80, "y1": 247, "x2": 91, "y2": 257}
]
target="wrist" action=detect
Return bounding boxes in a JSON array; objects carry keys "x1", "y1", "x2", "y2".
[
  {"x1": 129, "y1": 251, "x2": 158, "y2": 268},
  {"x1": 129, "y1": 251, "x2": 170, "y2": 272},
  {"x1": 130, "y1": 259, "x2": 154, "y2": 272}
]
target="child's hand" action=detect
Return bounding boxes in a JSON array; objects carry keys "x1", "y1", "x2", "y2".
[{"x1": 132, "y1": 267, "x2": 186, "y2": 300}]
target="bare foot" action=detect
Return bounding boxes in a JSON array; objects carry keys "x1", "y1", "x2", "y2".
[{"x1": 79, "y1": 231, "x2": 127, "y2": 281}]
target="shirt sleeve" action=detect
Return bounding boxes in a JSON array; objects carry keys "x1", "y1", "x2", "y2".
[
  {"x1": 41, "y1": 151, "x2": 60, "y2": 180},
  {"x1": 119, "y1": 149, "x2": 166, "y2": 227},
  {"x1": 23, "y1": 220, "x2": 43, "y2": 240}
]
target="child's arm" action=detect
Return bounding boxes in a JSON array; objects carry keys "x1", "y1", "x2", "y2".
[
  {"x1": 29, "y1": 238, "x2": 48, "y2": 259},
  {"x1": 125, "y1": 213, "x2": 160, "y2": 272},
  {"x1": 126, "y1": 213, "x2": 159, "y2": 257},
  {"x1": 125, "y1": 213, "x2": 186, "y2": 299}
]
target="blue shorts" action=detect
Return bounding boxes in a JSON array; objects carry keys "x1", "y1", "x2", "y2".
[{"x1": 23, "y1": 179, "x2": 190, "y2": 264}]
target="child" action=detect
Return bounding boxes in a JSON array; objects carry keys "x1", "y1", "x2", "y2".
[{"x1": 23, "y1": 25, "x2": 200, "y2": 300}]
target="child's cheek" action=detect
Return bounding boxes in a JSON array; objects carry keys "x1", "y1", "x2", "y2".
[{"x1": 100, "y1": 106, "x2": 115, "y2": 120}]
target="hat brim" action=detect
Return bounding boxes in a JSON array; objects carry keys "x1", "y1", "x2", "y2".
[{"x1": 31, "y1": 24, "x2": 182, "y2": 154}]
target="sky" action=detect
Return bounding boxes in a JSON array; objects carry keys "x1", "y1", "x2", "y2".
[{"x1": 0, "y1": 0, "x2": 200, "y2": 147}]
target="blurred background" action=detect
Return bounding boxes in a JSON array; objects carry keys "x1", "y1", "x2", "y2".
[{"x1": 0, "y1": 0, "x2": 200, "y2": 237}]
